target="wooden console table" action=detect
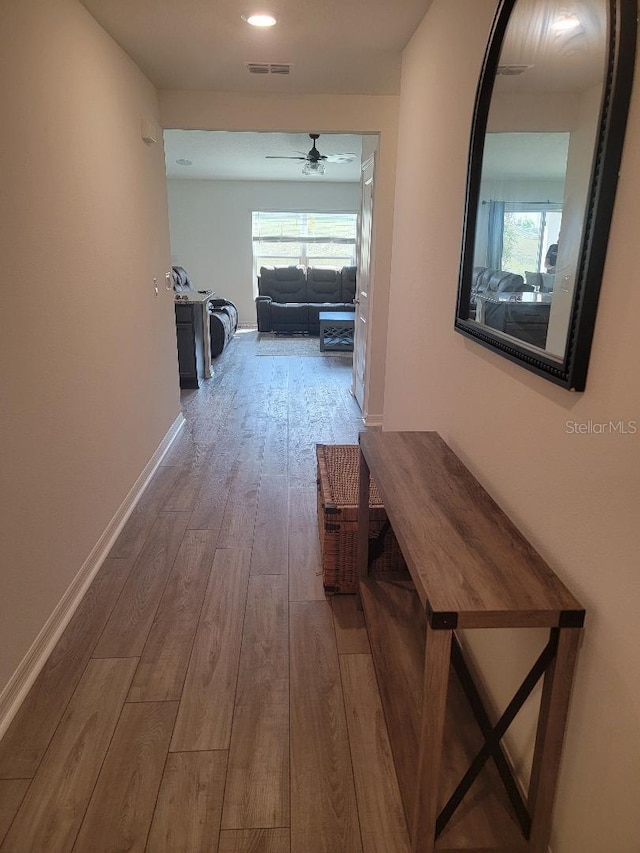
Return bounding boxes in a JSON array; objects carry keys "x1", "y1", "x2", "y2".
[{"x1": 356, "y1": 431, "x2": 584, "y2": 853}]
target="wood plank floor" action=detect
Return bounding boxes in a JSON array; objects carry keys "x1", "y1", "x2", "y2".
[{"x1": 0, "y1": 331, "x2": 409, "y2": 852}]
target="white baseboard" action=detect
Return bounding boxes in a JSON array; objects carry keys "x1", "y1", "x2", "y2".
[
  {"x1": 0, "y1": 412, "x2": 185, "y2": 740},
  {"x1": 363, "y1": 413, "x2": 383, "y2": 427}
]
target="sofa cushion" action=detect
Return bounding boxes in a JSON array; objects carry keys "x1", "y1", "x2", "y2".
[
  {"x1": 271, "y1": 302, "x2": 309, "y2": 331},
  {"x1": 340, "y1": 266, "x2": 357, "y2": 302},
  {"x1": 486, "y1": 270, "x2": 528, "y2": 293},
  {"x1": 209, "y1": 298, "x2": 238, "y2": 357},
  {"x1": 306, "y1": 268, "x2": 342, "y2": 302},
  {"x1": 525, "y1": 271, "x2": 556, "y2": 293},
  {"x1": 209, "y1": 311, "x2": 232, "y2": 357},
  {"x1": 259, "y1": 266, "x2": 307, "y2": 301}
]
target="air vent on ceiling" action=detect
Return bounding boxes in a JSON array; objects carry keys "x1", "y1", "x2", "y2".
[
  {"x1": 245, "y1": 62, "x2": 292, "y2": 75},
  {"x1": 496, "y1": 64, "x2": 533, "y2": 76}
]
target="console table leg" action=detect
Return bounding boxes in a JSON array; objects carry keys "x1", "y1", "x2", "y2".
[
  {"x1": 357, "y1": 446, "x2": 371, "y2": 582},
  {"x1": 411, "y1": 625, "x2": 452, "y2": 853},
  {"x1": 528, "y1": 627, "x2": 581, "y2": 852}
]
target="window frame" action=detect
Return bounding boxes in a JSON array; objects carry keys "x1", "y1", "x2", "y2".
[{"x1": 252, "y1": 210, "x2": 358, "y2": 283}]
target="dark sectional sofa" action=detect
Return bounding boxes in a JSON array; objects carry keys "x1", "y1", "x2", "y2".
[
  {"x1": 471, "y1": 266, "x2": 552, "y2": 348},
  {"x1": 256, "y1": 265, "x2": 357, "y2": 334},
  {"x1": 468, "y1": 266, "x2": 532, "y2": 319}
]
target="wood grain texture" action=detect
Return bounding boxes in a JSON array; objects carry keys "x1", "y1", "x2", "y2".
[
  {"x1": 222, "y1": 576, "x2": 289, "y2": 829},
  {"x1": 146, "y1": 751, "x2": 227, "y2": 852},
  {"x1": 360, "y1": 578, "x2": 525, "y2": 850},
  {"x1": 0, "y1": 780, "x2": 29, "y2": 846},
  {"x1": 108, "y1": 464, "x2": 181, "y2": 559},
  {"x1": 340, "y1": 654, "x2": 410, "y2": 853},
  {"x1": 128, "y1": 528, "x2": 217, "y2": 702},
  {"x1": 187, "y1": 449, "x2": 239, "y2": 531},
  {"x1": 331, "y1": 595, "x2": 370, "y2": 654},
  {"x1": 0, "y1": 557, "x2": 134, "y2": 779},
  {"x1": 161, "y1": 455, "x2": 208, "y2": 513},
  {"x1": 290, "y1": 601, "x2": 362, "y2": 853},
  {"x1": 93, "y1": 512, "x2": 189, "y2": 658},
  {"x1": 250, "y1": 476, "x2": 289, "y2": 576},
  {"x1": 218, "y1": 828, "x2": 290, "y2": 853},
  {"x1": 171, "y1": 548, "x2": 251, "y2": 752},
  {"x1": 261, "y1": 418, "x2": 289, "y2": 478},
  {"x1": 411, "y1": 625, "x2": 451, "y2": 853},
  {"x1": 73, "y1": 701, "x2": 178, "y2": 853},
  {"x1": 356, "y1": 446, "x2": 370, "y2": 583},
  {"x1": 288, "y1": 486, "x2": 325, "y2": 602},
  {"x1": 358, "y1": 578, "x2": 425, "y2": 825},
  {"x1": 358, "y1": 431, "x2": 584, "y2": 627},
  {"x1": 2, "y1": 658, "x2": 137, "y2": 853},
  {"x1": 0, "y1": 335, "x2": 386, "y2": 851},
  {"x1": 217, "y1": 491, "x2": 259, "y2": 549},
  {"x1": 435, "y1": 668, "x2": 526, "y2": 852},
  {"x1": 528, "y1": 628, "x2": 581, "y2": 852}
]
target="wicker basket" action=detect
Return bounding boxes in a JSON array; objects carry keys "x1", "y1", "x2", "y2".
[{"x1": 316, "y1": 444, "x2": 407, "y2": 594}]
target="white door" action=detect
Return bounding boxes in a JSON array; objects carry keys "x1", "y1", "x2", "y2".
[{"x1": 352, "y1": 154, "x2": 375, "y2": 412}]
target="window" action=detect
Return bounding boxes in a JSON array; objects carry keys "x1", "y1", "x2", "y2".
[
  {"x1": 252, "y1": 211, "x2": 358, "y2": 280},
  {"x1": 501, "y1": 203, "x2": 562, "y2": 276}
]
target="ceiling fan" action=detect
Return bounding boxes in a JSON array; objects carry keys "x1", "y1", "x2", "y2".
[{"x1": 266, "y1": 133, "x2": 357, "y2": 174}]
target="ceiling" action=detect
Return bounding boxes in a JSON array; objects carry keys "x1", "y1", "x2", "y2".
[
  {"x1": 496, "y1": 0, "x2": 607, "y2": 94},
  {"x1": 164, "y1": 130, "x2": 363, "y2": 181},
  {"x1": 80, "y1": 0, "x2": 432, "y2": 95}
]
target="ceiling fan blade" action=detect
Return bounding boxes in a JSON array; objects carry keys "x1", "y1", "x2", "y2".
[
  {"x1": 265, "y1": 155, "x2": 306, "y2": 160},
  {"x1": 324, "y1": 153, "x2": 358, "y2": 163}
]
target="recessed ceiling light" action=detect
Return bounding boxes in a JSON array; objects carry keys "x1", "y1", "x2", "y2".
[
  {"x1": 243, "y1": 13, "x2": 277, "y2": 27},
  {"x1": 552, "y1": 14, "x2": 581, "y2": 32},
  {"x1": 176, "y1": 158, "x2": 192, "y2": 166}
]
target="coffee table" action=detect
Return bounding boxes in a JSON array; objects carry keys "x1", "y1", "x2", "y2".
[{"x1": 318, "y1": 311, "x2": 356, "y2": 352}]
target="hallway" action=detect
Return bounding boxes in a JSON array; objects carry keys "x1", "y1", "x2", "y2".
[{"x1": 0, "y1": 331, "x2": 410, "y2": 853}]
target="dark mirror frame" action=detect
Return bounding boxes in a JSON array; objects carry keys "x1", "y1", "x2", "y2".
[{"x1": 455, "y1": 0, "x2": 637, "y2": 391}]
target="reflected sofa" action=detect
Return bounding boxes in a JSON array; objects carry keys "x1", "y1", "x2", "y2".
[
  {"x1": 470, "y1": 266, "x2": 553, "y2": 348},
  {"x1": 470, "y1": 267, "x2": 533, "y2": 319},
  {"x1": 256, "y1": 265, "x2": 357, "y2": 334}
]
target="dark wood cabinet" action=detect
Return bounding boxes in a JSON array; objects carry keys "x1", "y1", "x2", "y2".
[{"x1": 175, "y1": 302, "x2": 205, "y2": 389}]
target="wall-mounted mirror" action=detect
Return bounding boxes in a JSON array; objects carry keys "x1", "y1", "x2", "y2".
[{"x1": 455, "y1": 0, "x2": 637, "y2": 390}]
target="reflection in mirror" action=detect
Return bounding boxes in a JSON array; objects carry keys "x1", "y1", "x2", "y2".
[
  {"x1": 456, "y1": 0, "x2": 637, "y2": 389},
  {"x1": 473, "y1": 132, "x2": 568, "y2": 353},
  {"x1": 473, "y1": 0, "x2": 607, "y2": 358}
]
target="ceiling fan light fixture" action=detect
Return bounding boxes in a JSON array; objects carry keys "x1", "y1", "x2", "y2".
[
  {"x1": 302, "y1": 161, "x2": 325, "y2": 176},
  {"x1": 243, "y1": 12, "x2": 277, "y2": 27}
]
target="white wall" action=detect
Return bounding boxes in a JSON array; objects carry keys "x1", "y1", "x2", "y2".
[
  {"x1": 159, "y1": 91, "x2": 399, "y2": 421},
  {"x1": 385, "y1": 1, "x2": 640, "y2": 850},
  {"x1": 166, "y1": 179, "x2": 359, "y2": 323},
  {"x1": 0, "y1": 0, "x2": 179, "y2": 701}
]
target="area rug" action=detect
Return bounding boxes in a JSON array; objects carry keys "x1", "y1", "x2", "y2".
[{"x1": 257, "y1": 334, "x2": 352, "y2": 358}]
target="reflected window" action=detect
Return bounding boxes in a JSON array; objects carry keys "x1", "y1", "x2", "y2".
[{"x1": 502, "y1": 204, "x2": 562, "y2": 276}]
